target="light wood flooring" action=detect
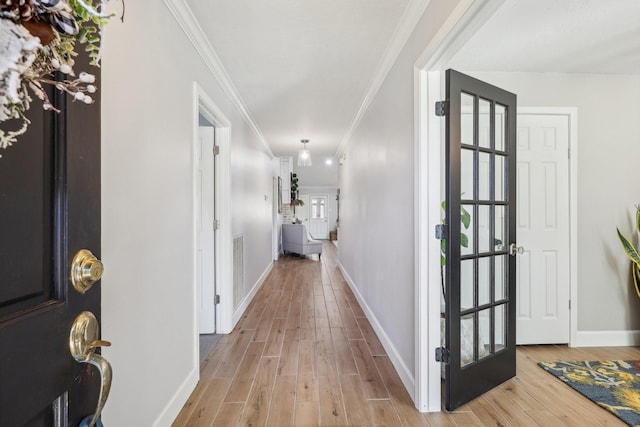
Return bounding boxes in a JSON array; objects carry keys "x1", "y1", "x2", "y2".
[{"x1": 173, "y1": 242, "x2": 639, "y2": 426}]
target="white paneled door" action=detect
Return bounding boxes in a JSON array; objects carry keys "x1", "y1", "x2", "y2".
[
  {"x1": 309, "y1": 195, "x2": 329, "y2": 239},
  {"x1": 515, "y1": 113, "x2": 570, "y2": 344},
  {"x1": 198, "y1": 125, "x2": 216, "y2": 334}
]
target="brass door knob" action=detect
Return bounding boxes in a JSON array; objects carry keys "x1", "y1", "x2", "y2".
[
  {"x1": 71, "y1": 249, "x2": 104, "y2": 294},
  {"x1": 69, "y1": 312, "x2": 112, "y2": 427}
]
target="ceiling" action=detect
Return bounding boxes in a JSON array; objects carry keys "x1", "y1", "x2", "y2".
[
  {"x1": 185, "y1": 0, "x2": 640, "y2": 158},
  {"x1": 448, "y1": 0, "x2": 640, "y2": 74}
]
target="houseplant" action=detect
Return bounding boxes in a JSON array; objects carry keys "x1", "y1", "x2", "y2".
[
  {"x1": 616, "y1": 205, "x2": 640, "y2": 298},
  {"x1": 440, "y1": 200, "x2": 471, "y2": 299}
]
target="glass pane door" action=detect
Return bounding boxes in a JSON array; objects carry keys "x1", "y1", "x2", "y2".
[{"x1": 444, "y1": 69, "x2": 517, "y2": 410}]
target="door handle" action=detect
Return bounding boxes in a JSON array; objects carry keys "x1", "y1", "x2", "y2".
[
  {"x1": 509, "y1": 243, "x2": 524, "y2": 256},
  {"x1": 69, "y1": 311, "x2": 112, "y2": 427}
]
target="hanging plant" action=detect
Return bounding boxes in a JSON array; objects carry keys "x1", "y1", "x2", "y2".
[
  {"x1": 616, "y1": 205, "x2": 640, "y2": 299},
  {"x1": 0, "y1": 0, "x2": 118, "y2": 157}
]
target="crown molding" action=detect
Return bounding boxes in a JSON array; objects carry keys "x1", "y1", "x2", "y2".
[
  {"x1": 335, "y1": 0, "x2": 433, "y2": 157},
  {"x1": 163, "y1": 0, "x2": 274, "y2": 158}
]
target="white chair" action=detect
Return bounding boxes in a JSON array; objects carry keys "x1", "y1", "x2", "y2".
[{"x1": 282, "y1": 224, "x2": 322, "y2": 259}]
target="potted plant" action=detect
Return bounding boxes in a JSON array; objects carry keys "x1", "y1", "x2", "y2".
[
  {"x1": 617, "y1": 205, "x2": 640, "y2": 298},
  {"x1": 290, "y1": 173, "x2": 299, "y2": 202}
]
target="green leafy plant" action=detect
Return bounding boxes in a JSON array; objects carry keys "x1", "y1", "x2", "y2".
[
  {"x1": 616, "y1": 205, "x2": 640, "y2": 299},
  {"x1": 440, "y1": 200, "x2": 471, "y2": 300}
]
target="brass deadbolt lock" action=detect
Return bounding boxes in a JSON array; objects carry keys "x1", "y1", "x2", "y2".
[{"x1": 71, "y1": 249, "x2": 104, "y2": 294}]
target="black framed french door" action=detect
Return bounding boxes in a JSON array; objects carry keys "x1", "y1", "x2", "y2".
[{"x1": 443, "y1": 69, "x2": 518, "y2": 410}]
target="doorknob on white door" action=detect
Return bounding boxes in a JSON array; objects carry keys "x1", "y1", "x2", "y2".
[{"x1": 509, "y1": 243, "x2": 524, "y2": 256}]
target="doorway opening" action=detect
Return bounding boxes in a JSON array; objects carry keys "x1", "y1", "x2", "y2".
[
  {"x1": 413, "y1": 2, "x2": 579, "y2": 412},
  {"x1": 193, "y1": 83, "x2": 234, "y2": 375}
]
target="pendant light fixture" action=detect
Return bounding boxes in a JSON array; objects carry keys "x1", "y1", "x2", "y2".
[{"x1": 297, "y1": 139, "x2": 312, "y2": 167}]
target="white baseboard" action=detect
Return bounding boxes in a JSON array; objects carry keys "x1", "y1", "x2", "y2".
[
  {"x1": 152, "y1": 366, "x2": 198, "y2": 427},
  {"x1": 573, "y1": 330, "x2": 640, "y2": 347},
  {"x1": 337, "y1": 261, "x2": 415, "y2": 400},
  {"x1": 232, "y1": 262, "x2": 273, "y2": 327}
]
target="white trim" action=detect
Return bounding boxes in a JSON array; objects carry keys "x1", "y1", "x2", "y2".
[
  {"x1": 337, "y1": 261, "x2": 415, "y2": 401},
  {"x1": 194, "y1": 83, "x2": 234, "y2": 339},
  {"x1": 152, "y1": 367, "x2": 198, "y2": 427},
  {"x1": 574, "y1": 330, "x2": 640, "y2": 347},
  {"x1": 163, "y1": 0, "x2": 273, "y2": 159},
  {"x1": 415, "y1": 0, "x2": 505, "y2": 70},
  {"x1": 517, "y1": 107, "x2": 579, "y2": 348},
  {"x1": 232, "y1": 262, "x2": 273, "y2": 326},
  {"x1": 414, "y1": 70, "x2": 444, "y2": 412},
  {"x1": 336, "y1": 0, "x2": 433, "y2": 157}
]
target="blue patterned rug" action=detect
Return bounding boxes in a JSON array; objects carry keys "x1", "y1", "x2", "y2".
[{"x1": 539, "y1": 360, "x2": 640, "y2": 426}]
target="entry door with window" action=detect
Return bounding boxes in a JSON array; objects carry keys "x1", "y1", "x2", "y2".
[
  {"x1": 443, "y1": 69, "x2": 517, "y2": 410},
  {"x1": 0, "y1": 51, "x2": 106, "y2": 426},
  {"x1": 309, "y1": 195, "x2": 329, "y2": 239}
]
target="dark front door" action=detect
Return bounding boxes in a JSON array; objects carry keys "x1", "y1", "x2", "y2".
[
  {"x1": 0, "y1": 51, "x2": 105, "y2": 426},
  {"x1": 443, "y1": 69, "x2": 517, "y2": 410}
]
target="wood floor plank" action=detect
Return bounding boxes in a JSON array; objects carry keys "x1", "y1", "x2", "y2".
[
  {"x1": 356, "y1": 317, "x2": 386, "y2": 356},
  {"x1": 215, "y1": 329, "x2": 255, "y2": 378},
  {"x1": 318, "y1": 374, "x2": 348, "y2": 426},
  {"x1": 330, "y1": 327, "x2": 358, "y2": 375},
  {"x1": 374, "y1": 355, "x2": 429, "y2": 426},
  {"x1": 237, "y1": 357, "x2": 278, "y2": 427},
  {"x1": 294, "y1": 401, "x2": 320, "y2": 427},
  {"x1": 339, "y1": 374, "x2": 375, "y2": 427},
  {"x1": 224, "y1": 341, "x2": 265, "y2": 403},
  {"x1": 184, "y1": 378, "x2": 232, "y2": 427},
  {"x1": 212, "y1": 402, "x2": 243, "y2": 427},
  {"x1": 340, "y1": 307, "x2": 363, "y2": 340},
  {"x1": 285, "y1": 287, "x2": 303, "y2": 330},
  {"x1": 325, "y1": 300, "x2": 343, "y2": 328},
  {"x1": 266, "y1": 375, "x2": 297, "y2": 426},
  {"x1": 368, "y1": 399, "x2": 403, "y2": 427},
  {"x1": 350, "y1": 339, "x2": 389, "y2": 400},
  {"x1": 297, "y1": 339, "x2": 319, "y2": 402},
  {"x1": 278, "y1": 328, "x2": 300, "y2": 376},
  {"x1": 263, "y1": 318, "x2": 287, "y2": 357}
]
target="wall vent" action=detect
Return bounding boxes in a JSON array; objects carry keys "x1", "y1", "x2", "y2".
[{"x1": 233, "y1": 234, "x2": 244, "y2": 309}]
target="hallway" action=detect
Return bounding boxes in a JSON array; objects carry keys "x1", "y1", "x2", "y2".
[{"x1": 172, "y1": 242, "x2": 635, "y2": 426}]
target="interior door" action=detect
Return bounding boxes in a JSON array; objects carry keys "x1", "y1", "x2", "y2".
[
  {"x1": 516, "y1": 113, "x2": 570, "y2": 344},
  {"x1": 443, "y1": 69, "x2": 517, "y2": 410},
  {"x1": 198, "y1": 124, "x2": 216, "y2": 334},
  {"x1": 309, "y1": 195, "x2": 329, "y2": 239},
  {"x1": 0, "y1": 51, "x2": 106, "y2": 426}
]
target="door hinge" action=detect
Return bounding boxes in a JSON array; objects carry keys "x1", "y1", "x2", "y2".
[
  {"x1": 568, "y1": 147, "x2": 570, "y2": 159},
  {"x1": 435, "y1": 101, "x2": 449, "y2": 117},
  {"x1": 215, "y1": 295, "x2": 220, "y2": 304},
  {"x1": 569, "y1": 299, "x2": 571, "y2": 310},
  {"x1": 214, "y1": 219, "x2": 220, "y2": 230},
  {"x1": 213, "y1": 145, "x2": 220, "y2": 156},
  {"x1": 435, "y1": 347, "x2": 450, "y2": 364},
  {"x1": 435, "y1": 224, "x2": 448, "y2": 239}
]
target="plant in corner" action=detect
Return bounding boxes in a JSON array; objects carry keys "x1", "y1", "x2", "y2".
[{"x1": 616, "y1": 205, "x2": 640, "y2": 298}]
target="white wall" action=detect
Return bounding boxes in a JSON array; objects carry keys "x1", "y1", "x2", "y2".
[
  {"x1": 100, "y1": 1, "x2": 273, "y2": 425},
  {"x1": 338, "y1": 0, "x2": 463, "y2": 392},
  {"x1": 293, "y1": 160, "x2": 339, "y2": 187},
  {"x1": 466, "y1": 71, "x2": 640, "y2": 334}
]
